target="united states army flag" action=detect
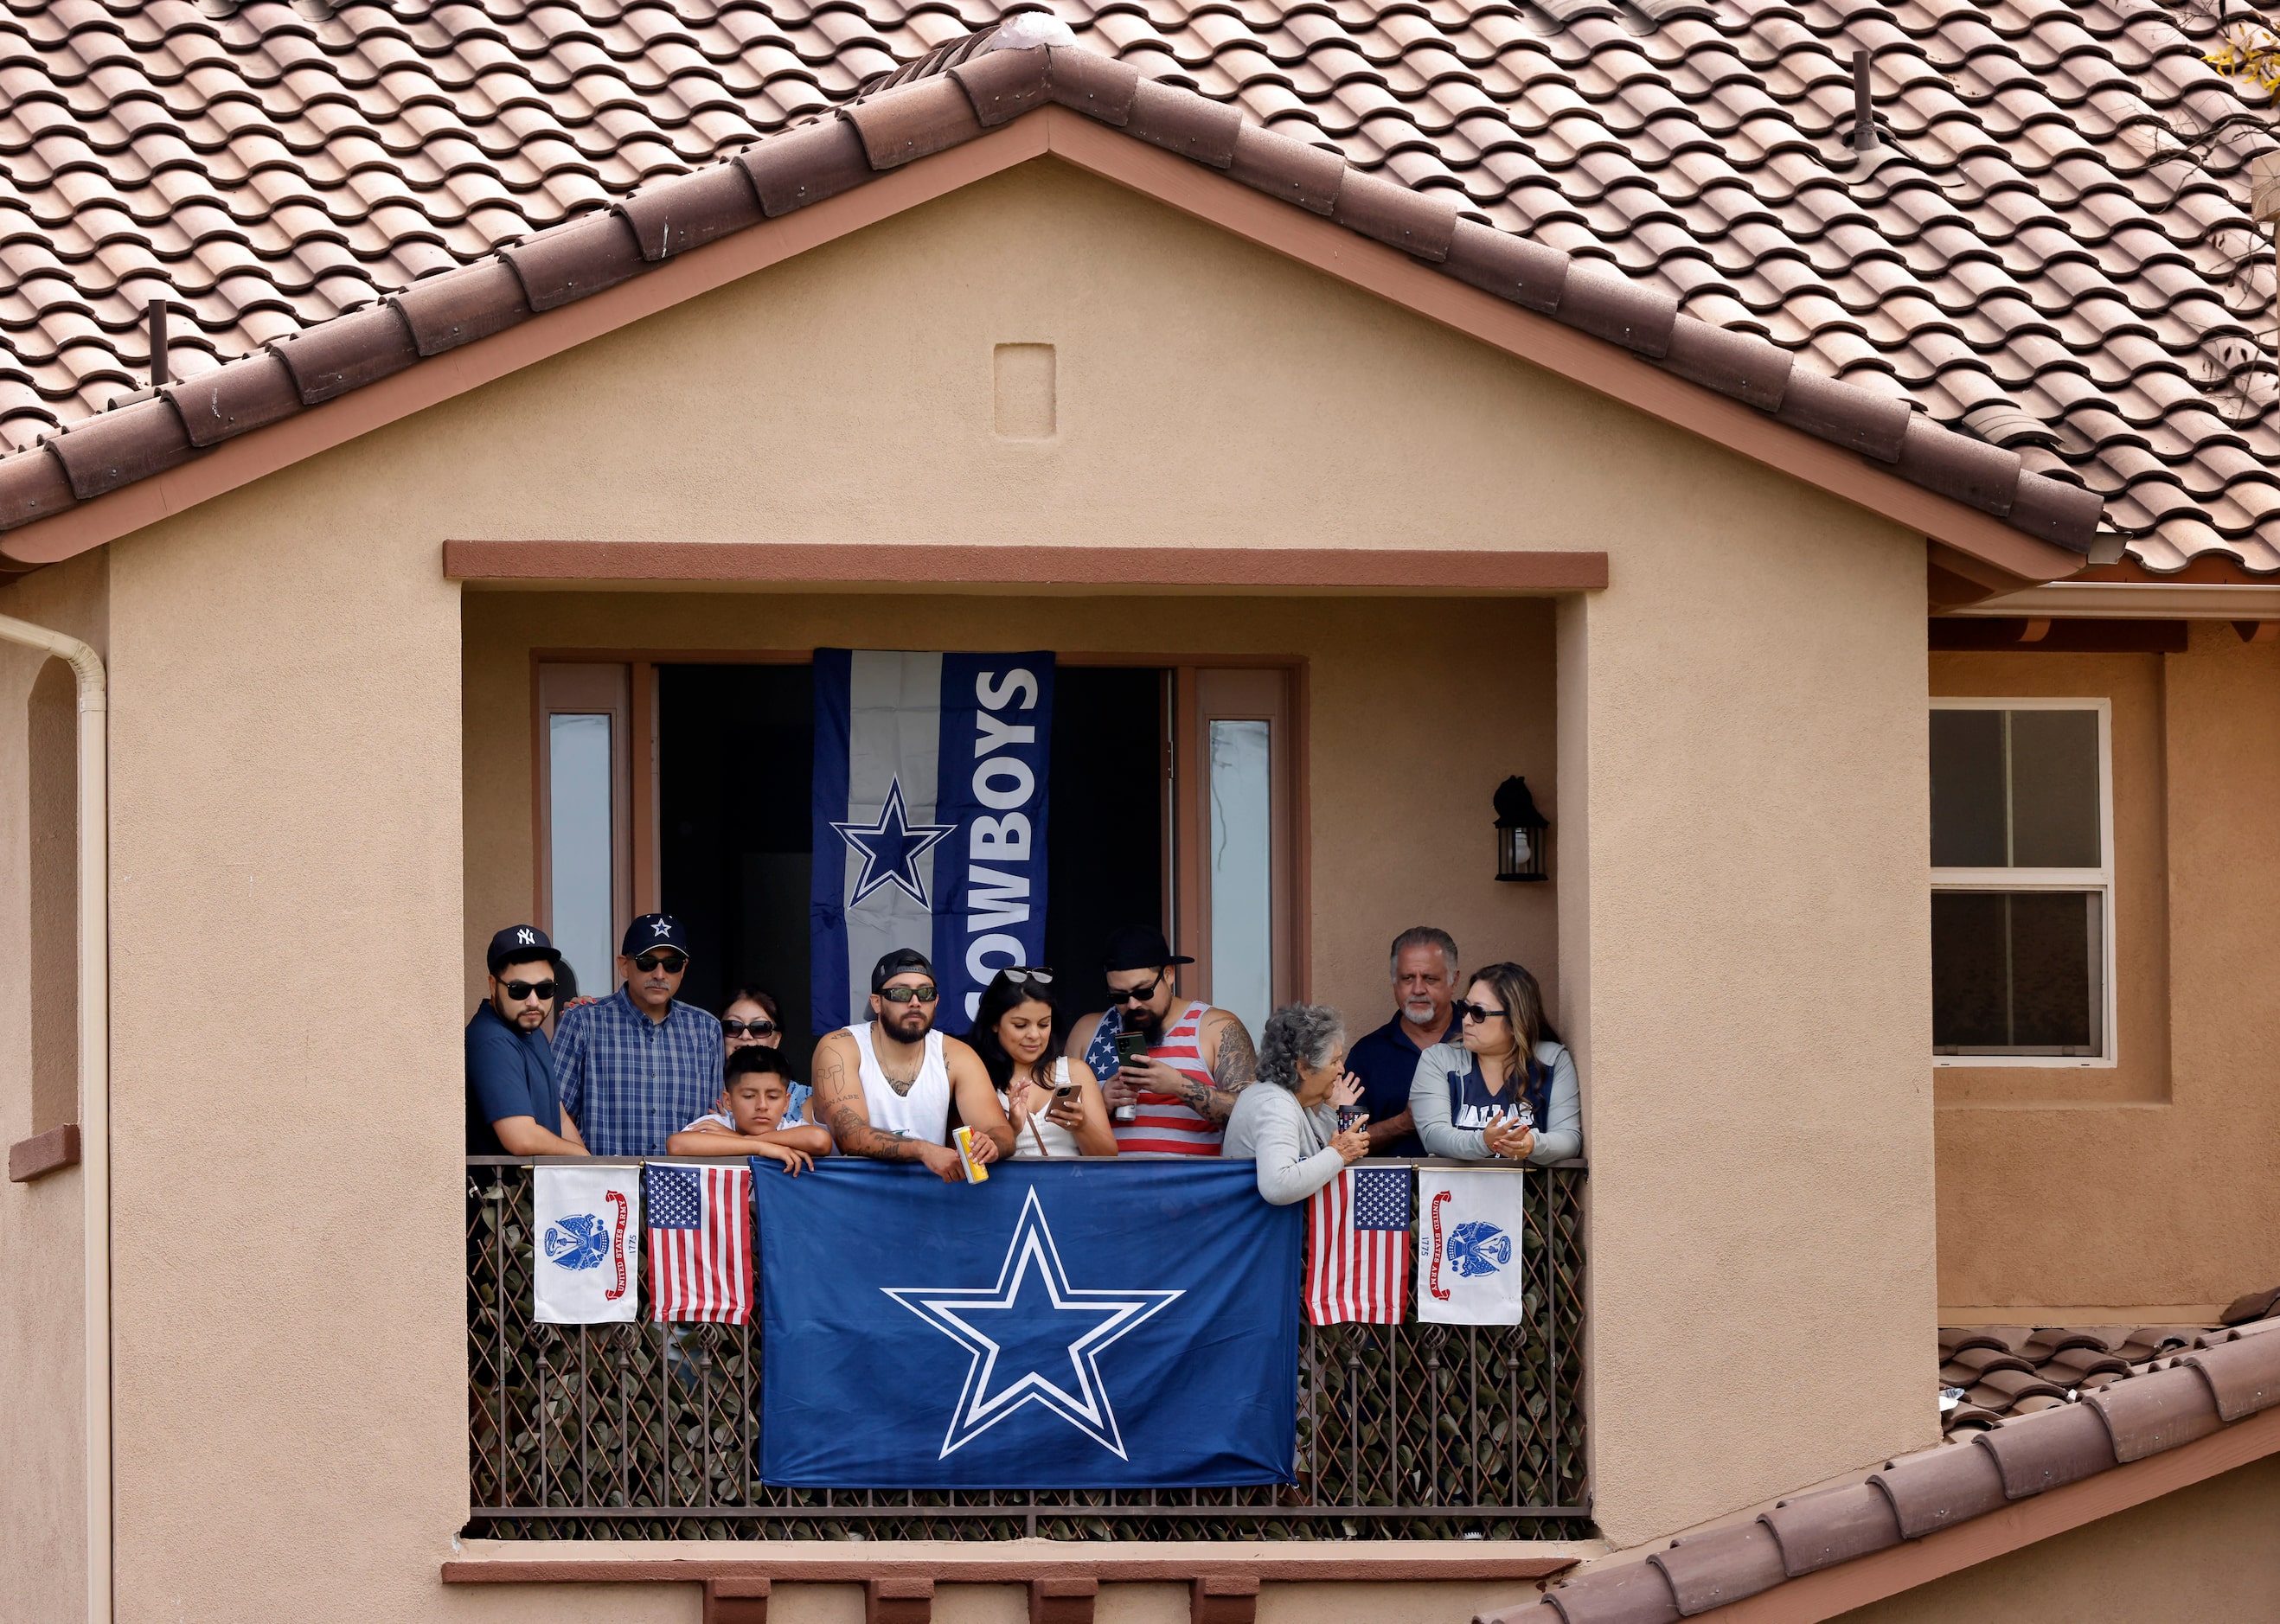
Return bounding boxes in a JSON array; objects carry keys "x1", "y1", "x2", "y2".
[
  {"x1": 533, "y1": 1164, "x2": 641, "y2": 1323},
  {"x1": 1415, "y1": 1167, "x2": 1528, "y2": 1325}
]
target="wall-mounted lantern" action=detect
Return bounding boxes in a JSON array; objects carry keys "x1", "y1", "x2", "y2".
[{"x1": 1494, "y1": 776, "x2": 1549, "y2": 883}]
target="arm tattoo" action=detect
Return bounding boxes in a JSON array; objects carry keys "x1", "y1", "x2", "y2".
[
  {"x1": 1210, "y1": 1020, "x2": 1258, "y2": 1092},
  {"x1": 813, "y1": 1044, "x2": 926, "y2": 1160}
]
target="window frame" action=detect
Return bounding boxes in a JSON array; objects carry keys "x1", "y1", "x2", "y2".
[{"x1": 1930, "y1": 696, "x2": 2116, "y2": 1069}]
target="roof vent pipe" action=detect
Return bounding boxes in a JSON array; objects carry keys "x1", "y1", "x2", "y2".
[
  {"x1": 147, "y1": 298, "x2": 170, "y2": 387},
  {"x1": 1853, "y1": 49, "x2": 1878, "y2": 152}
]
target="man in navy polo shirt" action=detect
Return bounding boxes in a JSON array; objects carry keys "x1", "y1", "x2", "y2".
[
  {"x1": 1342, "y1": 926, "x2": 1463, "y2": 1159},
  {"x1": 554, "y1": 912, "x2": 724, "y2": 1157},
  {"x1": 467, "y1": 924, "x2": 587, "y2": 1156}
]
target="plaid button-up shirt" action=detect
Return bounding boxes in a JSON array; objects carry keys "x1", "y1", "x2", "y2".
[{"x1": 554, "y1": 986, "x2": 724, "y2": 1157}]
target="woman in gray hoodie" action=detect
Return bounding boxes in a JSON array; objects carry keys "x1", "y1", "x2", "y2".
[{"x1": 1222, "y1": 1003, "x2": 1373, "y2": 1204}]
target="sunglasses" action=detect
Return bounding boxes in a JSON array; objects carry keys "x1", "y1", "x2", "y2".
[
  {"x1": 1002, "y1": 966, "x2": 1055, "y2": 987},
  {"x1": 1108, "y1": 972, "x2": 1165, "y2": 1005},
  {"x1": 501, "y1": 979, "x2": 556, "y2": 1001},
  {"x1": 633, "y1": 950, "x2": 688, "y2": 974},
  {"x1": 723, "y1": 1019, "x2": 778, "y2": 1038},
  {"x1": 1454, "y1": 1000, "x2": 1508, "y2": 1025},
  {"x1": 878, "y1": 984, "x2": 939, "y2": 1004}
]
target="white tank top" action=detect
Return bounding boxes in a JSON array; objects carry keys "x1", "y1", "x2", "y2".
[
  {"x1": 850, "y1": 1022, "x2": 951, "y2": 1144},
  {"x1": 1000, "y1": 1058, "x2": 1083, "y2": 1159}
]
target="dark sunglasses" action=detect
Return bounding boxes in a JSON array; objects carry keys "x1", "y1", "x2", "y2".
[
  {"x1": 501, "y1": 979, "x2": 556, "y2": 1001},
  {"x1": 878, "y1": 984, "x2": 939, "y2": 1004},
  {"x1": 722, "y1": 1019, "x2": 778, "y2": 1038},
  {"x1": 633, "y1": 950, "x2": 688, "y2": 974},
  {"x1": 1002, "y1": 966, "x2": 1055, "y2": 987},
  {"x1": 1454, "y1": 1000, "x2": 1508, "y2": 1025},
  {"x1": 1109, "y1": 972, "x2": 1165, "y2": 1005}
]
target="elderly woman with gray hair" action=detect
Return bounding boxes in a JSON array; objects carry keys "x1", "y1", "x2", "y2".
[{"x1": 1222, "y1": 1003, "x2": 1373, "y2": 1204}]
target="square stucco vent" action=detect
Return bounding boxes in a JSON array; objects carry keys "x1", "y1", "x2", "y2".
[{"x1": 994, "y1": 342, "x2": 1056, "y2": 439}]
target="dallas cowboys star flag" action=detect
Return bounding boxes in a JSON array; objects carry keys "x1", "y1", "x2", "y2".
[
  {"x1": 756, "y1": 1160, "x2": 1303, "y2": 1487},
  {"x1": 810, "y1": 649, "x2": 1054, "y2": 1029}
]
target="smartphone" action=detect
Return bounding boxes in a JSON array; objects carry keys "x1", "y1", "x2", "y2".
[
  {"x1": 1336, "y1": 1107, "x2": 1367, "y2": 1134},
  {"x1": 1114, "y1": 1031, "x2": 1149, "y2": 1068}
]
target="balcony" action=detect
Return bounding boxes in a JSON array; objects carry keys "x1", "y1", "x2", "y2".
[{"x1": 465, "y1": 1158, "x2": 1589, "y2": 1540}]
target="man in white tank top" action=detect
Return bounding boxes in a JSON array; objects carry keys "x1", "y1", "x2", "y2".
[{"x1": 809, "y1": 949, "x2": 1015, "y2": 1182}]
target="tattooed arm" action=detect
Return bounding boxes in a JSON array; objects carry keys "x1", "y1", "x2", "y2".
[
  {"x1": 1204, "y1": 1011, "x2": 1258, "y2": 1101},
  {"x1": 810, "y1": 1031, "x2": 964, "y2": 1180}
]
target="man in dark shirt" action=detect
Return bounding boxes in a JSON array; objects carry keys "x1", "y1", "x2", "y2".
[
  {"x1": 466, "y1": 924, "x2": 587, "y2": 1157},
  {"x1": 1342, "y1": 925, "x2": 1463, "y2": 1158}
]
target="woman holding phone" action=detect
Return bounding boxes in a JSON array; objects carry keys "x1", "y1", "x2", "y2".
[
  {"x1": 1409, "y1": 961, "x2": 1581, "y2": 1164},
  {"x1": 966, "y1": 969, "x2": 1119, "y2": 1157}
]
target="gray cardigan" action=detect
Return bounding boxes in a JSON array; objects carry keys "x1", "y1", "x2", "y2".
[
  {"x1": 1222, "y1": 1083, "x2": 1344, "y2": 1205},
  {"x1": 1408, "y1": 1040, "x2": 1582, "y2": 1165}
]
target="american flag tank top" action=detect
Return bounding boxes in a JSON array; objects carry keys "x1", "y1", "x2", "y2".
[{"x1": 1111, "y1": 1000, "x2": 1224, "y2": 1157}]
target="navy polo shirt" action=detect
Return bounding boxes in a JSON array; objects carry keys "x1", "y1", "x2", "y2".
[
  {"x1": 1345, "y1": 1013, "x2": 1459, "y2": 1158},
  {"x1": 466, "y1": 1000, "x2": 562, "y2": 1155}
]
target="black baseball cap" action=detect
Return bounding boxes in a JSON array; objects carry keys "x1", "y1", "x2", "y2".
[
  {"x1": 870, "y1": 947, "x2": 935, "y2": 992},
  {"x1": 487, "y1": 924, "x2": 562, "y2": 976},
  {"x1": 1102, "y1": 924, "x2": 1193, "y2": 973},
  {"x1": 622, "y1": 913, "x2": 692, "y2": 957}
]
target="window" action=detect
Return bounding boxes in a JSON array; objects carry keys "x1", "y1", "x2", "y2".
[
  {"x1": 538, "y1": 663, "x2": 635, "y2": 1003},
  {"x1": 1930, "y1": 700, "x2": 2112, "y2": 1064}
]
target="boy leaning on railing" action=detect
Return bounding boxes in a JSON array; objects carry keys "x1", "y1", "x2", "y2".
[{"x1": 665, "y1": 1046, "x2": 834, "y2": 1173}]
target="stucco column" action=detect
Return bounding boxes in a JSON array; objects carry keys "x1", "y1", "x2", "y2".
[{"x1": 1556, "y1": 519, "x2": 1939, "y2": 1547}]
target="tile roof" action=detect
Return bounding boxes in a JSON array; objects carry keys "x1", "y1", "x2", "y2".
[
  {"x1": 0, "y1": 17, "x2": 2111, "y2": 560},
  {"x1": 3, "y1": 0, "x2": 2271, "y2": 566},
  {"x1": 1509, "y1": 1286, "x2": 2280, "y2": 1622}
]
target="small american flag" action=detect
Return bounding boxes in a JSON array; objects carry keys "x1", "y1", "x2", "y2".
[
  {"x1": 1305, "y1": 1167, "x2": 1412, "y2": 1325},
  {"x1": 644, "y1": 1163, "x2": 754, "y2": 1324}
]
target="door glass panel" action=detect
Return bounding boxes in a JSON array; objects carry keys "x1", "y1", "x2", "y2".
[
  {"x1": 1209, "y1": 719, "x2": 1272, "y2": 1038},
  {"x1": 549, "y1": 712, "x2": 617, "y2": 1001},
  {"x1": 1932, "y1": 889, "x2": 2103, "y2": 1055}
]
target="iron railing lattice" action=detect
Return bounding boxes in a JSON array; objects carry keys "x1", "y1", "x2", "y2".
[{"x1": 465, "y1": 1158, "x2": 1589, "y2": 1539}]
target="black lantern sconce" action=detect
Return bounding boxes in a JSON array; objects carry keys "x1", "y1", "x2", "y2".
[{"x1": 1494, "y1": 776, "x2": 1549, "y2": 883}]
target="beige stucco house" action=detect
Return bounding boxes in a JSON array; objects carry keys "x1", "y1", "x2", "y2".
[{"x1": 5, "y1": 4, "x2": 2280, "y2": 1622}]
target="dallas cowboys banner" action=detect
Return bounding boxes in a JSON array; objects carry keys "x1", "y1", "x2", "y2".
[
  {"x1": 810, "y1": 649, "x2": 1054, "y2": 1031},
  {"x1": 756, "y1": 1160, "x2": 1303, "y2": 1487}
]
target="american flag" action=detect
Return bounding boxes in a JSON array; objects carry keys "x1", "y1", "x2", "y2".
[
  {"x1": 1305, "y1": 1167, "x2": 1412, "y2": 1324},
  {"x1": 644, "y1": 1163, "x2": 754, "y2": 1324}
]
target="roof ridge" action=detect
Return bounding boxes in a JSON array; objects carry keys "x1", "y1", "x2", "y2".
[{"x1": 0, "y1": 29, "x2": 2102, "y2": 558}]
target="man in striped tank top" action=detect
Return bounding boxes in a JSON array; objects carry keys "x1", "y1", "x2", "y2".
[{"x1": 1067, "y1": 924, "x2": 1258, "y2": 1158}]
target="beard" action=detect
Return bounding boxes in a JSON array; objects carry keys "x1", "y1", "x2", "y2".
[
  {"x1": 1402, "y1": 999, "x2": 1440, "y2": 1026},
  {"x1": 881, "y1": 1003, "x2": 933, "y2": 1042}
]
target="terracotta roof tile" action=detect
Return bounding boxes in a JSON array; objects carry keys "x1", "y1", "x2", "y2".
[
  {"x1": 1532, "y1": 1293, "x2": 2280, "y2": 1620},
  {"x1": 3, "y1": 1, "x2": 2263, "y2": 561}
]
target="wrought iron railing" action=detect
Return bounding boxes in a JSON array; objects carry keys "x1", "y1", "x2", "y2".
[{"x1": 465, "y1": 1157, "x2": 1589, "y2": 1540}]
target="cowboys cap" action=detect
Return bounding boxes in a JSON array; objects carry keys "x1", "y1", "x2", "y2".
[{"x1": 621, "y1": 913, "x2": 692, "y2": 958}]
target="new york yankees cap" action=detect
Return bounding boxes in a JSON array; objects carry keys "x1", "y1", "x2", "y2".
[
  {"x1": 486, "y1": 924, "x2": 562, "y2": 976},
  {"x1": 621, "y1": 913, "x2": 691, "y2": 958}
]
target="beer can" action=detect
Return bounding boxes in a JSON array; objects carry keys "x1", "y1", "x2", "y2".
[{"x1": 952, "y1": 1124, "x2": 989, "y2": 1183}]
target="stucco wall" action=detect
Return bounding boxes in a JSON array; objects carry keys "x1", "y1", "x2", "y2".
[
  {"x1": 1836, "y1": 1453, "x2": 2280, "y2": 1622},
  {"x1": 0, "y1": 547, "x2": 106, "y2": 1624},
  {"x1": 1932, "y1": 630, "x2": 2280, "y2": 1314},
  {"x1": 47, "y1": 148, "x2": 1943, "y2": 1619}
]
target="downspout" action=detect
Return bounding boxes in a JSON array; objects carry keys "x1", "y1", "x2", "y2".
[{"x1": 0, "y1": 611, "x2": 109, "y2": 1624}]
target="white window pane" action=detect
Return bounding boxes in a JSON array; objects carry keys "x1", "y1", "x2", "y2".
[
  {"x1": 549, "y1": 712, "x2": 615, "y2": 1001},
  {"x1": 1209, "y1": 719, "x2": 1272, "y2": 1038}
]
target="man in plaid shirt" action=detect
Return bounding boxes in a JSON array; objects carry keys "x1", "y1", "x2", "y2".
[{"x1": 555, "y1": 913, "x2": 724, "y2": 1156}]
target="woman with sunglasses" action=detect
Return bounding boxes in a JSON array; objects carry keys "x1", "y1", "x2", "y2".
[
  {"x1": 964, "y1": 969, "x2": 1118, "y2": 1158},
  {"x1": 1409, "y1": 962, "x2": 1580, "y2": 1164},
  {"x1": 722, "y1": 987, "x2": 810, "y2": 1122}
]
